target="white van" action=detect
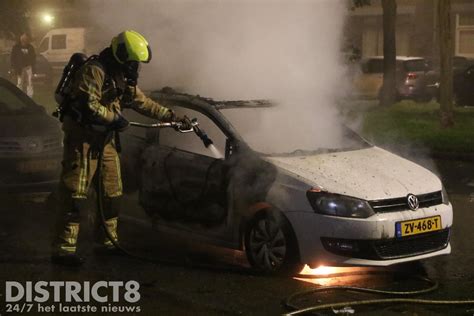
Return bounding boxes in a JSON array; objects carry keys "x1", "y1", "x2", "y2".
[{"x1": 38, "y1": 28, "x2": 101, "y2": 69}]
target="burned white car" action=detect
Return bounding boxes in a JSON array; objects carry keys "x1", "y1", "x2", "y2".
[{"x1": 123, "y1": 90, "x2": 452, "y2": 274}]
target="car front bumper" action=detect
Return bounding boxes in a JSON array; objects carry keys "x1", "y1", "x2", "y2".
[{"x1": 285, "y1": 202, "x2": 453, "y2": 266}]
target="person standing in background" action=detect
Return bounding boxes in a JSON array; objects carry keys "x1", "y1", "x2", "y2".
[{"x1": 11, "y1": 33, "x2": 36, "y2": 97}]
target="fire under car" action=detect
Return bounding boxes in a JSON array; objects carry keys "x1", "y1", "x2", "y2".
[{"x1": 121, "y1": 89, "x2": 452, "y2": 274}]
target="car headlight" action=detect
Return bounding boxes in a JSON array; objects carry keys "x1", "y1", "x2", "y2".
[
  {"x1": 442, "y1": 185, "x2": 450, "y2": 205},
  {"x1": 306, "y1": 189, "x2": 374, "y2": 218}
]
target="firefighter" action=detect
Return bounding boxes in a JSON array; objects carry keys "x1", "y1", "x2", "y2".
[{"x1": 52, "y1": 30, "x2": 188, "y2": 266}]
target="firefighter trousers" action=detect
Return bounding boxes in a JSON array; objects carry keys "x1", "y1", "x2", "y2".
[{"x1": 52, "y1": 132, "x2": 123, "y2": 256}]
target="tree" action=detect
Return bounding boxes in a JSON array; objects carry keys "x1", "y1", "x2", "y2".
[
  {"x1": 380, "y1": 0, "x2": 397, "y2": 106},
  {"x1": 438, "y1": 0, "x2": 455, "y2": 128},
  {"x1": 352, "y1": 0, "x2": 397, "y2": 106}
]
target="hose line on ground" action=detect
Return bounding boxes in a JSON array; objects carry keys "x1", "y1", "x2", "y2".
[{"x1": 283, "y1": 274, "x2": 474, "y2": 315}]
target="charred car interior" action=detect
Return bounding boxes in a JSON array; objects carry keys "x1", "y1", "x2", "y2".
[{"x1": 124, "y1": 91, "x2": 277, "y2": 230}]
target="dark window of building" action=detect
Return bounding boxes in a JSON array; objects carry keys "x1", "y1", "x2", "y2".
[{"x1": 459, "y1": 30, "x2": 474, "y2": 55}]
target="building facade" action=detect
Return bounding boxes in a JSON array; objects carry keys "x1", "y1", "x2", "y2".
[{"x1": 347, "y1": 0, "x2": 474, "y2": 58}]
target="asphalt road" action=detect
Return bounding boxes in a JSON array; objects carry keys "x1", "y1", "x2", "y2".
[{"x1": 0, "y1": 157, "x2": 474, "y2": 315}]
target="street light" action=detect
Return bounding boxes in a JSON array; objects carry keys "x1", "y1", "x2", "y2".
[{"x1": 41, "y1": 13, "x2": 55, "y2": 26}]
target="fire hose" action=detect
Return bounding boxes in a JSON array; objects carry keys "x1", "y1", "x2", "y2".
[
  {"x1": 95, "y1": 119, "x2": 474, "y2": 315},
  {"x1": 283, "y1": 273, "x2": 474, "y2": 315}
]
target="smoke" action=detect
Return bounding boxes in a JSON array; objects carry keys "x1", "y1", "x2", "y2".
[{"x1": 87, "y1": 0, "x2": 350, "y2": 154}]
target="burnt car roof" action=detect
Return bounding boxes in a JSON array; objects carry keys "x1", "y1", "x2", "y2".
[
  {"x1": 148, "y1": 88, "x2": 273, "y2": 141},
  {"x1": 149, "y1": 88, "x2": 273, "y2": 110}
]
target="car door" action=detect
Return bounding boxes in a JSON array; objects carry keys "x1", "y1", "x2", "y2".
[{"x1": 139, "y1": 106, "x2": 229, "y2": 227}]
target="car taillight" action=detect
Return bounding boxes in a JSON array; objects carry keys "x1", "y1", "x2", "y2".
[{"x1": 407, "y1": 72, "x2": 417, "y2": 80}]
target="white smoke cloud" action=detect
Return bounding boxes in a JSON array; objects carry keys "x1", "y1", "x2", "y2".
[{"x1": 87, "y1": 0, "x2": 350, "y2": 154}]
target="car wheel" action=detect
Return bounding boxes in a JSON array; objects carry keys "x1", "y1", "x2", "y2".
[{"x1": 244, "y1": 209, "x2": 303, "y2": 275}]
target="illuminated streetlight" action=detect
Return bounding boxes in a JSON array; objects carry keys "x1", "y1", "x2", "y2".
[{"x1": 41, "y1": 13, "x2": 55, "y2": 25}]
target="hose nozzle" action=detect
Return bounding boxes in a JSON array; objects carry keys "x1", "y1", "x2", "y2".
[
  {"x1": 130, "y1": 116, "x2": 214, "y2": 148},
  {"x1": 186, "y1": 117, "x2": 214, "y2": 148}
]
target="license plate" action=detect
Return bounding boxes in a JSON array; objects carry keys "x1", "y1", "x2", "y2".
[
  {"x1": 17, "y1": 159, "x2": 58, "y2": 173},
  {"x1": 396, "y1": 216, "x2": 442, "y2": 237}
]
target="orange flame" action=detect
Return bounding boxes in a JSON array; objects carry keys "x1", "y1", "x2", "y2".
[
  {"x1": 299, "y1": 265, "x2": 344, "y2": 276},
  {"x1": 295, "y1": 265, "x2": 380, "y2": 286}
]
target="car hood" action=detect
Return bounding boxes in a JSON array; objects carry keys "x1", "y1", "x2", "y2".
[
  {"x1": 265, "y1": 147, "x2": 441, "y2": 201},
  {"x1": 0, "y1": 112, "x2": 60, "y2": 137}
]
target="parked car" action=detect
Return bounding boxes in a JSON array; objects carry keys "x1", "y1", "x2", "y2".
[
  {"x1": 0, "y1": 52, "x2": 53, "y2": 86},
  {"x1": 352, "y1": 56, "x2": 438, "y2": 102},
  {"x1": 453, "y1": 64, "x2": 474, "y2": 106},
  {"x1": 122, "y1": 90, "x2": 452, "y2": 274},
  {"x1": 0, "y1": 77, "x2": 62, "y2": 193},
  {"x1": 430, "y1": 56, "x2": 474, "y2": 106},
  {"x1": 427, "y1": 55, "x2": 474, "y2": 77}
]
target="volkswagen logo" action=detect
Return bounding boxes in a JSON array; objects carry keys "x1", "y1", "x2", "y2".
[{"x1": 407, "y1": 194, "x2": 419, "y2": 211}]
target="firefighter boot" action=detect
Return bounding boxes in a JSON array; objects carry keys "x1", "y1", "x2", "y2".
[
  {"x1": 51, "y1": 222, "x2": 84, "y2": 266},
  {"x1": 95, "y1": 217, "x2": 122, "y2": 256}
]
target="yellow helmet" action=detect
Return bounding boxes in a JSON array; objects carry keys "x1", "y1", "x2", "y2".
[{"x1": 111, "y1": 30, "x2": 151, "y2": 64}]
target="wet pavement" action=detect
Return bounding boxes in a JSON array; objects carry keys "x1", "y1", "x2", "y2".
[{"x1": 0, "y1": 157, "x2": 474, "y2": 315}]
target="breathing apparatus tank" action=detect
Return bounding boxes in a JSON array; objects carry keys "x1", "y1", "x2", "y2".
[
  {"x1": 55, "y1": 53, "x2": 88, "y2": 104},
  {"x1": 53, "y1": 53, "x2": 91, "y2": 121}
]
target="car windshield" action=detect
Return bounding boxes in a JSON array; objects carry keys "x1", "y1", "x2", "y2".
[
  {"x1": 220, "y1": 107, "x2": 371, "y2": 156},
  {"x1": 404, "y1": 59, "x2": 428, "y2": 72},
  {"x1": 0, "y1": 84, "x2": 34, "y2": 114}
]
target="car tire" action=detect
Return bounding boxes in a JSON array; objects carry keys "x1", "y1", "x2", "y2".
[{"x1": 244, "y1": 209, "x2": 303, "y2": 275}]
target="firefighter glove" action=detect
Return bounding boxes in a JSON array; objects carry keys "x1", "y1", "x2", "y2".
[
  {"x1": 109, "y1": 112, "x2": 130, "y2": 132},
  {"x1": 175, "y1": 116, "x2": 193, "y2": 131}
]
